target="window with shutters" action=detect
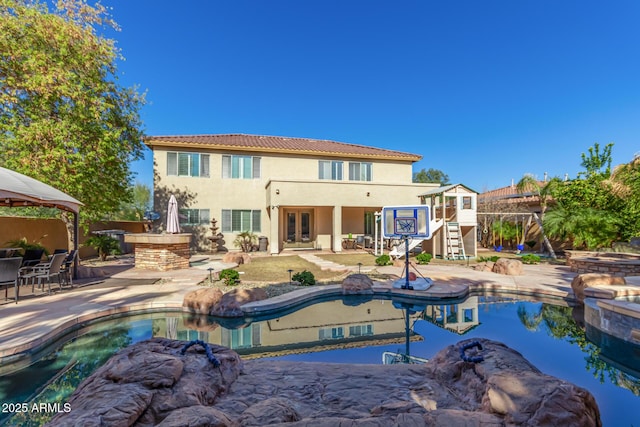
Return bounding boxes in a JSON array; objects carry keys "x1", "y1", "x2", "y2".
[
  {"x1": 179, "y1": 209, "x2": 210, "y2": 225},
  {"x1": 221, "y1": 209, "x2": 261, "y2": 232},
  {"x1": 167, "y1": 152, "x2": 210, "y2": 177},
  {"x1": 348, "y1": 162, "x2": 372, "y2": 181},
  {"x1": 221, "y1": 155, "x2": 261, "y2": 179},
  {"x1": 318, "y1": 160, "x2": 343, "y2": 180}
]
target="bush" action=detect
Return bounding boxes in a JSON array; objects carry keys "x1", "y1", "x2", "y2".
[
  {"x1": 292, "y1": 270, "x2": 315, "y2": 286},
  {"x1": 416, "y1": 252, "x2": 432, "y2": 264},
  {"x1": 375, "y1": 254, "x2": 391, "y2": 266},
  {"x1": 478, "y1": 256, "x2": 500, "y2": 263},
  {"x1": 233, "y1": 231, "x2": 258, "y2": 252},
  {"x1": 520, "y1": 254, "x2": 541, "y2": 264},
  {"x1": 219, "y1": 269, "x2": 240, "y2": 286},
  {"x1": 84, "y1": 235, "x2": 121, "y2": 261}
]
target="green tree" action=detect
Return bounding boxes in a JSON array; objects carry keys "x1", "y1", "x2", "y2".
[
  {"x1": 516, "y1": 174, "x2": 561, "y2": 258},
  {"x1": 0, "y1": 0, "x2": 146, "y2": 242},
  {"x1": 579, "y1": 142, "x2": 613, "y2": 178},
  {"x1": 117, "y1": 182, "x2": 152, "y2": 221},
  {"x1": 543, "y1": 143, "x2": 630, "y2": 249},
  {"x1": 413, "y1": 168, "x2": 450, "y2": 185}
]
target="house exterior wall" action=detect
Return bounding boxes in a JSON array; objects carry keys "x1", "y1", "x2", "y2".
[{"x1": 152, "y1": 144, "x2": 439, "y2": 253}]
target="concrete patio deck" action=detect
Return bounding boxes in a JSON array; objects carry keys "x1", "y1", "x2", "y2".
[{"x1": 2, "y1": 257, "x2": 640, "y2": 368}]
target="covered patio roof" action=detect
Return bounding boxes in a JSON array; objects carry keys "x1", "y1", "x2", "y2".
[{"x1": 0, "y1": 166, "x2": 82, "y2": 213}]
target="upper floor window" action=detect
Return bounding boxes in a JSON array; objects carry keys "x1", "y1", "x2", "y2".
[
  {"x1": 167, "y1": 152, "x2": 210, "y2": 177},
  {"x1": 348, "y1": 162, "x2": 372, "y2": 181},
  {"x1": 180, "y1": 208, "x2": 210, "y2": 225},
  {"x1": 222, "y1": 155, "x2": 261, "y2": 179},
  {"x1": 318, "y1": 160, "x2": 343, "y2": 180}
]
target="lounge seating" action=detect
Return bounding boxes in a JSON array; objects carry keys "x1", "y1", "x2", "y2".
[{"x1": 0, "y1": 257, "x2": 23, "y2": 303}]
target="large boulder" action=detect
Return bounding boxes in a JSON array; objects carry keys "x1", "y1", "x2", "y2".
[
  {"x1": 46, "y1": 338, "x2": 243, "y2": 427},
  {"x1": 49, "y1": 338, "x2": 601, "y2": 427},
  {"x1": 492, "y1": 258, "x2": 523, "y2": 275},
  {"x1": 472, "y1": 261, "x2": 494, "y2": 272},
  {"x1": 571, "y1": 273, "x2": 627, "y2": 303},
  {"x1": 341, "y1": 273, "x2": 374, "y2": 295},
  {"x1": 183, "y1": 287, "x2": 223, "y2": 314},
  {"x1": 222, "y1": 252, "x2": 251, "y2": 265},
  {"x1": 429, "y1": 339, "x2": 601, "y2": 427},
  {"x1": 210, "y1": 287, "x2": 268, "y2": 317}
]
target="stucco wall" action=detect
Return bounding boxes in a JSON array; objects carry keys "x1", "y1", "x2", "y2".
[{"x1": 0, "y1": 217, "x2": 146, "y2": 259}]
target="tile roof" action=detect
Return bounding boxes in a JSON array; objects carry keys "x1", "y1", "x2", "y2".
[
  {"x1": 145, "y1": 134, "x2": 422, "y2": 161},
  {"x1": 478, "y1": 182, "x2": 546, "y2": 204}
]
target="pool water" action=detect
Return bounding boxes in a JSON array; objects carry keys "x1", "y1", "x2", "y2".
[{"x1": 1, "y1": 296, "x2": 639, "y2": 426}]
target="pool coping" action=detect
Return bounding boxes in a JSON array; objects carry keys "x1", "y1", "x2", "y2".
[
  {"x1": 3, "y1": 266, "x2": 640, "y2": 369},
  {"x1": 0, "y1": 277, "x2": 574, "y2": 367}
]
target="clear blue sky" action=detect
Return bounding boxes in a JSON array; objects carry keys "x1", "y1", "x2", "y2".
[{"x1": 108, "y1": 0, "x2": 640, "y2": 191}]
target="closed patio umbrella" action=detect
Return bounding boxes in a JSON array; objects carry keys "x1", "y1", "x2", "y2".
[{"x1": 166, "y1": 195, "x2": 181, "y2": 234}]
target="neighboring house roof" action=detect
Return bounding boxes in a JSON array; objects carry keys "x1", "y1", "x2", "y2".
[
  {"x1": 417, "y1": 183, "x2": 478, "y2": 196},
  {"x1": 478, "y1": 181, "x2": 546, "y2": 204},
  {"x1": 145, "y1": 134, "x2": 422, "y2": 162}
]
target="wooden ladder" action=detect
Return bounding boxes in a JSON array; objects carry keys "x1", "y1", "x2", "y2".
[{"x1": 446, "y1": 222, "x2": 466, "y2": 260}]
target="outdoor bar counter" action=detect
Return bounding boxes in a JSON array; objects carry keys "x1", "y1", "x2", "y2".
[{"x1": 124, "y1": 233, "x2": 192, "y2": 271}]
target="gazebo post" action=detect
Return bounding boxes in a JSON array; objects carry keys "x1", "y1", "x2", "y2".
[{"x1": 73, "y1": 212, "x2": 79, "y2": 279}]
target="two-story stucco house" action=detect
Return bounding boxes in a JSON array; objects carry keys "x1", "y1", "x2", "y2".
[{"x1": 146, "y1": 134, "x2": 476, "y2": 256}]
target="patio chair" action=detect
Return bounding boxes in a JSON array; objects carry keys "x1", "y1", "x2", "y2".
[
  {"x1": 22, "y1": 252, "x2": 67, "y2": 295},
  {"x1": 21, "y1": 248, "x2": 45, "y2": 267},
  {"x1": 0, "y1": 257, "x2": 23, "y2": 303},
  {"x1": 355, "y1": 235, "x2": 366, "y2": 250},
  {"x1": 59, "y1": 250, "x2": 78, "y2": 288}
]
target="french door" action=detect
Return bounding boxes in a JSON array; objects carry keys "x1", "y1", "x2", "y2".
[{"x1": 285, "y1": 209, "x2": 313, "y2": 242}]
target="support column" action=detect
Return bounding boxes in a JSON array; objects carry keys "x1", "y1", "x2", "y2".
[
  {"x1": 333, "y1": 205, "x2": 343, "y2": 252},
  {"x1": 270, "y1": 206, "x2": 280, "y2": 255}
]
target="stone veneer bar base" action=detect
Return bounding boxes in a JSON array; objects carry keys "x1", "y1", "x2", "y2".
[
  {"x1": 566, "y1": 250, "x2": 640, "y2": 276},
  {"x1": 125, "y1": 233, "x2": 192, "y2": 271}
]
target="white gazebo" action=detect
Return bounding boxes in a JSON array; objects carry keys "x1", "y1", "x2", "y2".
[{"x1": 0, "y1": 166, "x2": 83, "y2": 275}]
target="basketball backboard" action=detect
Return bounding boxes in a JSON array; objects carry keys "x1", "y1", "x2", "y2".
[{"x1": 382, "y1": 205, "x2": 431, "y2": 239}]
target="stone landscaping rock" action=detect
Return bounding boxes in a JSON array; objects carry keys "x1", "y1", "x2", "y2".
[
  {"x1": 46, "y1": 338, "x2": 242, "y2": 427},
  {"x1": 492, "y1": 258, "x2": 523, "y2": 275},
  {"x1": 472, "y1": 261, "x2": 494, "y2": 272},
  {"x1": 47, "y1": 337, "x2": 601, "y2": 427},
  {"x1": 183, "y1": 287, "x2": 223, "y2": 314},
  {"x1": 222, "y1": 252, "x2": 251, "y2": 265},
  {"x1": 210, "y1": 287, "x2": 268, "y2": 317},
  {"x1": 341, "y1": 273, "x2": 374, "y2": 295},
  {"x1": 571, "y1": 273, "x2": 627, "y2": 303}
]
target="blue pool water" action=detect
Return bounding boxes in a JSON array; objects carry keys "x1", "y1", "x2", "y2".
[{"x1": 1, "y1": 295, "x2": 639, "y2": 426}]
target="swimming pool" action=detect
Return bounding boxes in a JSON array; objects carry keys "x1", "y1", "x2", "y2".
[{"x1": 1, "y1": 295, "x2": 639, "y2": 426}]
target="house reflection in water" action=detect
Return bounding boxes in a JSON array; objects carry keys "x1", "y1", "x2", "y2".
[
  {"x1": 421, "y1": 296, "x2": 480, "y2": 334},
  {"x1": 152, "y1": 297, "x2": 481, "y2": 358}
]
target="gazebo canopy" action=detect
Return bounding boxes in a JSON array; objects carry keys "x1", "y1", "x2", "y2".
[{"x1": 0, "y1": 166, "x2": 82, "y2": 213}]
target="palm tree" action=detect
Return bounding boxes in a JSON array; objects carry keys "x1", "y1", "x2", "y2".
[{"x1": 516, "y1": 174, "x2": 561, "y2": 259}]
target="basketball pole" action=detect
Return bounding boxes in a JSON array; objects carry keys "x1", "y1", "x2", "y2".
[{"x1": 403, "y1": 235, "x2": 412, "y2": 290}]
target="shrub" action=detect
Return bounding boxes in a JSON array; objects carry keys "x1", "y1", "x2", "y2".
[
  {"x1": 219, "y1": 269, "x2": 240, "y2": 286},
  {"x1": 375, "y1": 254, "x2": 391, "y2": 266},
  {"x1": 521, "y1": 254, "x2": 541, "y2": 264},
  {"x1": 233, "y1": 231, "x2": 258, "y2": 252},
  {"x1": 84, "y1": 235, "x2": 121, "y2": 261},
  {"x1": 416, "y1": 252, "x2": 432, "y2": 264},
  {"x1": 292, "y1": 270, "x2": 315, "y2": 286},
  {"x1": 478, "y1": 256, "x2": 499, "y2": 263},
  {"x1": 7, "y1": 237, "x2": 48, "y2": 255}
]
